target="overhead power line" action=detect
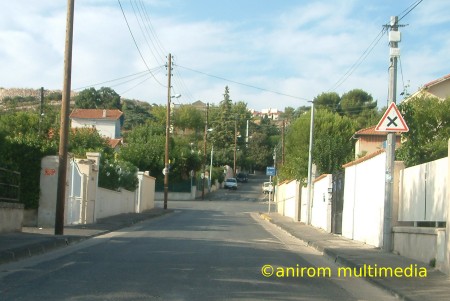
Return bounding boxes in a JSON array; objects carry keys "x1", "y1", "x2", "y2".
[
  {"x1": 327, "y1": 0, "x2": 423, "y2": 94},
  {"x1": 175, "y1": 64, "x2": 312, "y2": 102},
  {"x1": 398, "y1": 0, "x2": 423, "y2": 22},
  {"x1": 74, "y1": 68, "x2": 163, "y2": 91},
  {"x1": 117, "y1": 0, "x2": 165, "y2": 87}
]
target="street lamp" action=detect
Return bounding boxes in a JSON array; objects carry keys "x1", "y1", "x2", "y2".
[{"x1": 306, "y1": 100, "x2": 315, "y2": 224}]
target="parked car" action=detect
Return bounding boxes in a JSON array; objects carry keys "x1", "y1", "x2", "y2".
[
  {"x1": 262, "y1": 182, "x2": 273, "y2": 194},
  {"x1": 236, "y1": 173, "x2": 248, "y2": 183},
  {"x1": 224, "y1": 178, "x2": 238, "y2": 190}
]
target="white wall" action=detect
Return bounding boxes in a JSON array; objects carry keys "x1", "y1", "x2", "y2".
[
  {"x1": 0, "y1": 202, "x2": 24, "y2": 233},
  {"x1": 71, "y1": 119, "x2": 119, "y2": 139},
  {"x1": 300, "y1": 186, "x2": 309, "y2": 223},
  {"x1": 136, "y1": 172, "x2": 155, "y2": 212},
  {"x1": 95, "y1": 187, "x2": 135, "y2": 219},
  {"x1": 342, "y1": 152, "x2": 386, "y2": 247},
  {"x1": 276, "y1": 180, "x2": 298, "y2": 220},
  {"x1": 399, "y1": 157, "x2": 448, "y2": 222},
  {"x1": 311, "y1": 175, "x2": 332, "y2": 232}
]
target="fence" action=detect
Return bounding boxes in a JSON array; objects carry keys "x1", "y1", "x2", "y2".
[
  {"x1": 0, "y1": 167, "x2": 20, "y2": 203},
  {"x1": 399, "y1": 157, "x2": 448, "y2": 223}
]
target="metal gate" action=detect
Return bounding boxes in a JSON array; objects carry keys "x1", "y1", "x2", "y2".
[
  {"x1": 67, "y1": 160, "x2": 85, "y2": 225},
  {"x1": 331, "y1": 172, "x2": 345, "y2": 234}
]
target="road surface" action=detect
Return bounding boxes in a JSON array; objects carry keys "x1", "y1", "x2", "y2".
[{"x1": 0, "y1": 175, "x2": 397, "y2": 300}]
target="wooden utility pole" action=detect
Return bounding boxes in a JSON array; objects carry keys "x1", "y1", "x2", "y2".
[
  {"x1": 163, "y1": 53, "x2": 172, "y2": 210},
  {"x1": 233, "y1": 120, "x2": 237, "y2": 177},
  {"x1": 55, "y1": 0, "x2": 75, "y2": 235}
]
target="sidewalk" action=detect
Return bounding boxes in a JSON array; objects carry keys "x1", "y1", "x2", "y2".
[
  {"x1": 261, "y1": 212, "x2": 450, "y2": 301},
  {"x1": 0, "y1": 208, "x2": 172, "y2": 265}
]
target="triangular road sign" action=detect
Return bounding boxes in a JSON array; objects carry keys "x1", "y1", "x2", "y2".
[{"x1": 375, "y1": 102, "x2": 409, "y2": 132}]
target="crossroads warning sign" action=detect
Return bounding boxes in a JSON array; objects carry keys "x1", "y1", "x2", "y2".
[{"x1": 375, "y1": 102, "x2": 409, "y2": 132}]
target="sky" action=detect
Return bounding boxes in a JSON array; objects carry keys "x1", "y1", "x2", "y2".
[{"x1": 1, "y1": 0, "x2": 449, "y2": 111}]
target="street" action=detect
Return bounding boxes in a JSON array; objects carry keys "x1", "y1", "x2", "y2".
[{"x1": 0, "y1": 176, "x2": 397, "y2": 300}]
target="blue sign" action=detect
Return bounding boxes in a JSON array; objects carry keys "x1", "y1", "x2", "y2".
[{"x1": 266, "y1": 166, "x2": 276, "y2": 176}]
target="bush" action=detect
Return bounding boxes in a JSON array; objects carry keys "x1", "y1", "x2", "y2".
[{"x1": 99, "y1": 157, "x2": 139, "y2": 191}]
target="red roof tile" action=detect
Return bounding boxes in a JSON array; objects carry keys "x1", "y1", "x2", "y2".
[
  {"x1": 70, "y1": 109, "x2": 123, "y2": 120},
  {"x1": 353, "y1": 125, "x2": 400, "y2": 137},
  {"x1": 423, "y1": 73, "x2": 450, "y2": 89},
  {"x1": 108, "y1": 138, "x2": 122, "y2": 148}
]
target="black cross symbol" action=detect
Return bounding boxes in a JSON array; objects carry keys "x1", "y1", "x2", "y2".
[{"x1": 387, "y1": 116, "x2": 398, "y2": 127}]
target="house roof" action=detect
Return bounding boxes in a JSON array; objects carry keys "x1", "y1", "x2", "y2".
[
  {"x1": 70, "y1": 109, "x2": 123, "y2": 120},
  {"x1": 423, "y1": 73, "x2": 450, "y2": 89},
  {"x1": 354, "y1": 125, "x2": 387, "y2": 137},
  {"x1": 108, "y1": 138, "x2": 122, "y2": 149}
]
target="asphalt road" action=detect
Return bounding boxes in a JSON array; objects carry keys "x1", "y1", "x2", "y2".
[{"x1": 0, "y1": 176, "x2": 397, "y2": 301}]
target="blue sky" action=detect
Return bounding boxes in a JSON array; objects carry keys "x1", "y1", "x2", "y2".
[{"x1": 1, "y1": 0, "x2": 449, "y2": 111}]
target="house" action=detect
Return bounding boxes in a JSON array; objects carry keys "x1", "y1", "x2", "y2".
[
  {"x1": 406, "y1": 73, "x2": 450, "y2": 101},
  {"x1": 250, "y1": 108, "x2": 282, "y2": 120},
  {"x1": 69, "y1": 109, "x2": 124, "y2": 146},
  {"x1": 353, "y1": 125, "x2": 401, "y2": 158}
]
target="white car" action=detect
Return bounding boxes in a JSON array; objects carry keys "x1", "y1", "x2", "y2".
[
  {"x1": 262, "y1": 182, "x2": 273, "y2": 194},
  {"x1": 224, "y1": 178, "x2": 238, "y2": 190}
]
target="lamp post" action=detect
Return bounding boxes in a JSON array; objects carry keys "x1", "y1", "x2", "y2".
[{"x1": 306, "y1": 100, "x2": 315, "y2": 224}]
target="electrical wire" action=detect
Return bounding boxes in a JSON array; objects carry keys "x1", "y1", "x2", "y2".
[
  {"x1": 73, "y1": 68, "x2": 163, "y2": 91},
  {"x1": 327, "y1": 28, "x2": 386, "y2": 92},
  {"x1": 117, "y1": 0, "x2": 165, "y2": 87},
  {"x1": 398, "y1": 0, "x2": 423, "y2": 22},
  {"x1": 137, "y1": 0, "x2": 167, "y2": 60},
  {"x1": 328, "y1": 1, "x2": 423, "y2": 94},
  {"x1": 130, "y1": 0, "x2": 164, "y2": 65},
  {"x1": 175, "y1": 64, "x2": 312, "y2": 102}
]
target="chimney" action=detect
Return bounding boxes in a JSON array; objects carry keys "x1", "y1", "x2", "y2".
[{"x1": 102, "y1": 109, "x2": 107, "y2": 118}]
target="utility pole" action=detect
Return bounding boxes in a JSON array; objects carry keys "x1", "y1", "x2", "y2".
[
  {"x1": 306, "y1": 101, "x2": 315, "y2": 225},
  {"x1": 202, "y1": 103, "x2": 209, "y2": 200},
  {"x1": 55, "y1": 0, "x2": 74, "y2": 235},
  {"x1": 233, "y1": 119, "x2": 237, "y2": 177},
  {"x1": 383, "y1": 16, "x2": 400, "y2": 251},
  {"x1": 39, "y1": 87, "x2": 44, "y2": 118},
  {"x1": 281, "y1": 120, "x2": 285, "y2": 165},
  {"x1": 163, "y1": 53, "x2": 172, "y2": 210},
  {"x1": 39, "y1": 87, "x2": 44, "y2": 135}
]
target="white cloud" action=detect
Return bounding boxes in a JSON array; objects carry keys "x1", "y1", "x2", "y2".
[{"x1": 0, "y1": 1, "x2": 449, "y2": 112}]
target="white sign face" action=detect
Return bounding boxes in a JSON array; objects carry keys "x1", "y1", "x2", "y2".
[{"x1": 375, "y1": 102, "x2": 409, "y2": 132}]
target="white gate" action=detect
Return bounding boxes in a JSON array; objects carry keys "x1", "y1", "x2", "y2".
[{"x1": 67, "y1": 160, "x2": 86, "y2": 225}]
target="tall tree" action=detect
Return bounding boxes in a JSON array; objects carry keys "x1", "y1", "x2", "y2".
[
  {"x1": 280, "y1": 109, "x2": 356, "y2": 182},
  {"x1": 75, "y1": 87, "x2": 121, "y2": 110},
  {"x1": 313, "y1": 109, "x2": 356, "y2": 175},
  {"x1": 397, "y1": 96, "x2": 450, "y2": 167},
  {"x1": 314, "y1": 92, "x2": 341, "y2": 111},
  {"x1": 339, "y1": 89, "x2": 378, "y2": 128},
  {"x1": 209, "y1": 86, "x2": 235, "y2": 165}
]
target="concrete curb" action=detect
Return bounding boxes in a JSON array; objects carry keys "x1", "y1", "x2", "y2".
[{"x1": 0, "y1": 236, "x2": 87, "y2": 265}]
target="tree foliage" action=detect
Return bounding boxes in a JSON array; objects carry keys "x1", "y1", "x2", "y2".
[
  {"x1": 0, "y1": 111, "x2": 58, "y2": 208},
  {"x1": 75, "y1": 87, "x2": 121, "y2": 110},
  {"x1": 121, "y1": 99, "x2": 153, "y2": 130},
  {"x1": 397, "y1": 96, "x2": 450, "y2": 167},
  {"x1": 280, "y1": 108, "x2": 356, "y2": 182}
]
